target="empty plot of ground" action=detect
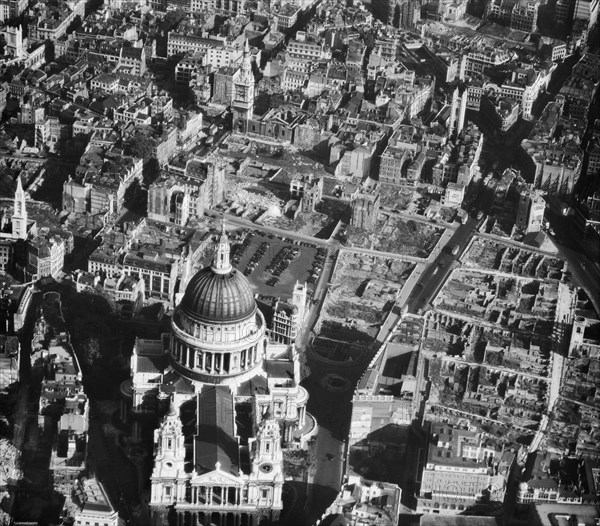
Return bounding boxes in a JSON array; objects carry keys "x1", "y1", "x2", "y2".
[
  {"x1": 315, "y1": 251, "x2": 415, "y2": 344},
  {"x1": 378, "y1": 185, "x2": 417, "y2": 211},
  {"x1": 272, "y1": 205, "x2": 342, "y2": 239},
  {"x1": 347, "y1": 216, "x2": 444, "y2": 258},
  {"x1": 464, "y1": 239, "x2": 564, "y2": 279},
  {"x1": 435, "y1": 270, "x2": 558, "y2": 337}
]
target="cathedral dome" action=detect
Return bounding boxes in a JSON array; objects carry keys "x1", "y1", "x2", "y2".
[
  {"x1": 179, "y1": 228, "x2": 256, "y2": 324},
  {"x1": 180, "y1": 267, "x2": 256, "y2": 323}
]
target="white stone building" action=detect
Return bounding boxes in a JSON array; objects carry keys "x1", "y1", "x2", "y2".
[{"x1": 121, "y1": 229, "x2": 316, "y2": 526}]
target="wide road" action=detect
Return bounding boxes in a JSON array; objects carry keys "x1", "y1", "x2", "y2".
[
  {"x1": 406, "y1": 217, "x2": 480, "y2": 314},
  {"x1": 545, "y1": 206, "x2": 600, "y2": 315},
  {"x1": 301, "y1": 351, "x2": 369, "y2": 526},
  {"x1": 87, "y1": 413, "x2": 134, "y2": 524}
]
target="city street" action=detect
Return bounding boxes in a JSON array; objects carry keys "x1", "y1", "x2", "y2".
[
  {"x1": 406, "y1": 217, "x2": 480, "y2": 314},
  {"x1": 300, "y1": 348, "x2": 371, "y2": 525},
  {"x1": 220, "y1": 213, "x2": 331, "y2": 246},
  {"x1": 87, "y1": 408, "x2": 139, "y2": 525},
  {"x1": 545, "y1": 206, "x2": 600, "y2": 314}
]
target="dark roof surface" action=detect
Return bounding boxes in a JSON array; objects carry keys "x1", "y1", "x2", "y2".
[
  {"x1": 265, "y1": 360, "x2": 294, "y2": 380},
  {"x1": 194, "y1": 386, "x2": 240, "y2": 476},
  {"x1": 180, "y1": 266, "x2": 256, "y2": 323}
]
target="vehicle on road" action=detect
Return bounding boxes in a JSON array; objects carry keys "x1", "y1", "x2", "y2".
[{"x1": 446, "y1": 244, "x2": 460, "y2": 256}]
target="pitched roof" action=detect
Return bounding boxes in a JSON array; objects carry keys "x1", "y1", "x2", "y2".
[
  {"x1": 194, "y1": 386, "x2": 240, "y2": 476},
  {"x1": 161, "y1": 370, "x2": 194, "y2": 394}
]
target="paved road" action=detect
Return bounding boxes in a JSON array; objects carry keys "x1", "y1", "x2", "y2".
[
  {"x1": 87, "y1": 414, "x2": 135, "y2": 524},
  {"x1": 529, "y1": 283, "x2": 574, "y2": 453},
  {"x1": 0, "y1": 153, "x2": 46, "y2": 164},
  {"x1": 218, "y1": 212, "x2": 332, "y2": 247},
  {"x1": 544, "y1": 206, "x2": 600, "y2": 315},
  {"x1": 380, "y1": 207, "x2": 458, "y2": 231},
  {"x1": 340, "y1": 245, "x2": 426, "y2": 264},
  {"x1": 305, "y1": 427, "x2": 345, "y2": 525},
  {"x1": 406, "y1": 217, "x2": 480, "y2": 315},
  {"x1": 298, "y1": 247, "x2": 338, "y2": 353},
  {"x1": 302, "y1": 351, "x2": 367, "y2": 525},
  {"x1": 476, "y1": 231, "x2": 562, "y2": 258}
]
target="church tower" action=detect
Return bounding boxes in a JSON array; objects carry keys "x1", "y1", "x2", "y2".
[
  {"x1": 248, "y1": 413, "x2": 283, "y2": 521},
  {"x1": 150, "y1": 403, "x2": 188, "y2": 508},
  {"x1": 292, "y1": 281, "x2": 307, "y2": 325},
  {"x1": 12, "y1": 175, "x2": 27, "y2": 240},
  {"x1": 232, "y1": 39, "x2": 254, "y2": 133}
]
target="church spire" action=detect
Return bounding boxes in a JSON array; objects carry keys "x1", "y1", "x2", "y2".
[
  {"x1": 240, "y1": 38, "x2": 252, "y2": 81},
  {"x1": 12, "y1": 174, "x2": 27, "y2": 240},
  {"x1": 232, "y1": 39, "x2": 255, "y2": 132},
  {"x1": 212, "y1": 221, "x2": 232, "y2": 274}
]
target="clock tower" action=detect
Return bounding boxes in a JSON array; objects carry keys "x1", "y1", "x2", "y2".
[
  {"x1": 150, "y1": 402, "x2": 188, "y2": 508},
  {"x1": 248, "y1": 412, "x2": 283, "y2": 521}
]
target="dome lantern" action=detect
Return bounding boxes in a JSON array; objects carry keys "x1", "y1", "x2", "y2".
[{"x1": 212, "y1": 223, "x2": 232, "y2": 275}]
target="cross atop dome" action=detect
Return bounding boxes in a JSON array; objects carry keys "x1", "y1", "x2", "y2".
[{"x1": 212, "y1": 221, "x2": 232, "y2": 274}]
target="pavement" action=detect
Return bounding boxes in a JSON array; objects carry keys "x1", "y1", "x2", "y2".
[
  {"x1": 87, "y1": 406, "x2": 138, "y2": 524},
  {"x1": 341, "y1": 244, "x2": 427, "y2": 263},
  {"x1": 476, "y1": 231, "x2": 560, "y2": 258},
  {"x1": 300, "y1": 344, "x2": 370, "y2": 525},
  {"x1": 297, "y1": 247, "x2": 338, "y2": 354},
  {"x1": 304, "y1": 427, "x2": 345, "y2": 525},
  {"x1": 406, "y1": 217, "x2": 480, "y2": 315},
  {"x1": 528, "y1": 282, "x2": 574, "y2": 453},
  {"x1": 220, "y1": 212, "x2": 332, "y2": 247},
  {"x1": 544, "y1": 206, "x2": 600, "y2": 315},
  {"x1": 381, "y1": 207, "x2": 459, "y2": 231}
]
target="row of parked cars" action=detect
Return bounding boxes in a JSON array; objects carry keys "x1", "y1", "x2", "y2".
[
  {"x1": 265, "y1": 246, "x2": 300, "y2": 286},
  {"x1": 243, "y1": 242, "x2": 270, "y2": 276},
  {"x1": 306, "y1": 247, "x2": 327, "y2": 285},
  {"x1": 231, "y1": 232, "x2": 256, "y2": 267}
]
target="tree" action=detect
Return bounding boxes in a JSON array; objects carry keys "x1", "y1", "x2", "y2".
[
  {"x1": 125, "y1": 134, "x2": 155, "y2": 161},
  {"x1": 163, "y1": 9, "x2": 186, "y2": 31},
  {"x1": 82, "y1": 337, "x2": 101, "y2": 367},
  {"x1": 123, "y1": 179, "x2": 148, "y2": 216},
  {"x1": 143, "y1": 158, "x2": 160, "y2": 186}
]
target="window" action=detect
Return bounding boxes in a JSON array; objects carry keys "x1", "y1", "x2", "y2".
[
  {"x1": 167, "y1": 438, "x2": 172, "y2": 449},
  {"x1": 165, "y1": 486, "x2": 172, "y2": 496}
]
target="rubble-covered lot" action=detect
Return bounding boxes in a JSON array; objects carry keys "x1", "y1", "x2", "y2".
[
  {"x1": 463, "y1": 239, "x2": 565, "y2": 279},
  {"x1": 377, "y1": 184, "x2": 418, "y2": 211},
  {"x1": 423, "y1": 250, "x2": 564, "y2": 436},
  {"x1": 435, "y1": 271, "x2": 558, "y2": 336},
  {"x1": 315, "y1": 251, "x2": 415, "y2": 344},
  {"x1": 347, "y1": 215, "x2": 444, "y2": 258}
]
